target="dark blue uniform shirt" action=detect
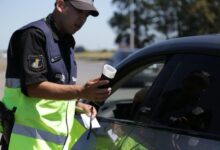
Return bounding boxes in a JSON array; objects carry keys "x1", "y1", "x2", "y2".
[{"x1": 6, "y1": 14, "x2": 75, "y2": 95}]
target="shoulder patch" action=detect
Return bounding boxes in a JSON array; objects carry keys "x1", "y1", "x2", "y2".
[{"x1": 28, "y1": 55, "x2": 45, "y2": 72}]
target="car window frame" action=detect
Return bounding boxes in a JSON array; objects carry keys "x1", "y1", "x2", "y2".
[{"x1": 97, "y1": 56, "x2": 167, "y2": 121}]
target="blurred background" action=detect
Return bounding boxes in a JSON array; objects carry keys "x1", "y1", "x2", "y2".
[{"x1": 1, "y1": 0, "x2": 220, "y2": 97}]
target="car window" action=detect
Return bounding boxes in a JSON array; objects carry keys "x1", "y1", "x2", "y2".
[
  {"x1": 151, "y1": 54, "x2": 220, "y2": 137},
  {"x1": 98, "y1": 60, "x2": 164, "y2": 121}
]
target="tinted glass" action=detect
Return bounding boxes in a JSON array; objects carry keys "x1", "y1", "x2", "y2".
[{"x1": 152, "y1": 54, "x2": 220, "y2": 136}]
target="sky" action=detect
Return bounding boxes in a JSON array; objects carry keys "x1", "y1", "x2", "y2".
[{"x1": 0, "y1": 0, "x2": 117, "y2": 51}]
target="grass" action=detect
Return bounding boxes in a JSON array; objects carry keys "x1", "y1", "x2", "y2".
[{"x1": 75, "y1": 51, "x2": 114, "y2": 61}]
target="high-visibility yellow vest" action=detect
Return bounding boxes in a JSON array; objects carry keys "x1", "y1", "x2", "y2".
[{"x1": 2, "y1": 80, "x2": 86, "y2": 150}]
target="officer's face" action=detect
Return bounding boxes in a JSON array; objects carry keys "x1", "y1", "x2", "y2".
[{"x1": 59, "y1": 1, "x2": 90, "y2": 34}]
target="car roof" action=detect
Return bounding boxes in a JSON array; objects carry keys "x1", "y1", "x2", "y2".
[{"x1": 117, "y1": 34, "x2": 220, "y2": 68}]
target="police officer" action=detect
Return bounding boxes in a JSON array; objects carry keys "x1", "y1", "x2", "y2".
[{"x1": 1, "y1": 0, "x2": 111, "y2": 149}]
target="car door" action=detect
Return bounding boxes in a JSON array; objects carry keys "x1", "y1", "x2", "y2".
[{"x1": 72, "y1": 52, "x2": 220, "y2": 150}]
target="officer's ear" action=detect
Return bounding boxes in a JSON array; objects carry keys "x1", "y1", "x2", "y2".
[{"x1": 55, "y1": 0, "x2": 66, "y2": 12}]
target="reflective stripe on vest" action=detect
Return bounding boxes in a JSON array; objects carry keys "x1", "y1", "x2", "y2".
[
  {"x1": 6, "y1": 78, "x2": 21, "y2": 88},
  {"x1": 12, "y1": 123, "x2": 67, "y2": 145}
]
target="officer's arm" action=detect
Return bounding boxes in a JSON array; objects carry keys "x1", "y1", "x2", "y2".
[{"x1": 26, "y1": 79, "x2": 111, "y2": 101}]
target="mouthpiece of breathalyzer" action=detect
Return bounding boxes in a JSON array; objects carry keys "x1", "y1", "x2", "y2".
[{"x1": 99, "y1": 64, "x2": 117, "y2": 88}]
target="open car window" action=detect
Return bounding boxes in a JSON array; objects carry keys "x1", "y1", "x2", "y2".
[{"x1": 97, "y1": 59, "x2": 164, "y2": 121}]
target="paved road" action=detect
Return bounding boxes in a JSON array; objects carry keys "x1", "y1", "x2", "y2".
[{"x1": 76, "y1": 60, "x2": 105, "y2": 85}]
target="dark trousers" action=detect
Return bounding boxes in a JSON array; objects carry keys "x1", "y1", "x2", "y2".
[{"x1": 0, "y1": 136, "x2": 8, "y2": 150}]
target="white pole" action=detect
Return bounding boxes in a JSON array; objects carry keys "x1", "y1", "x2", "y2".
[{"x1": 130, "y1": 0, "x2": 135, "y2": 50}]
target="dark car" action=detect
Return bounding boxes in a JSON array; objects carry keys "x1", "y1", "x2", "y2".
[
  {"x1": 73, "y1": 35, "x2": 220, "y2": 150},
  {"x1": 107, "y1": 50, "x2": 160, "y2": 87}
]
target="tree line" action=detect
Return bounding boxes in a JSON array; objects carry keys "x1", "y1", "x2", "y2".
[{"x1": 109, "y1": 0, "x2": 220, "y2": 48}]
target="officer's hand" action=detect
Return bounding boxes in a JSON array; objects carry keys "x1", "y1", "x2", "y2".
[
  {"x1": 79, "y1": 77, "x2": 112, "y2": 102},
  {"x1": 77, "y1": 102, "x2": 97, "y2": 118}
]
